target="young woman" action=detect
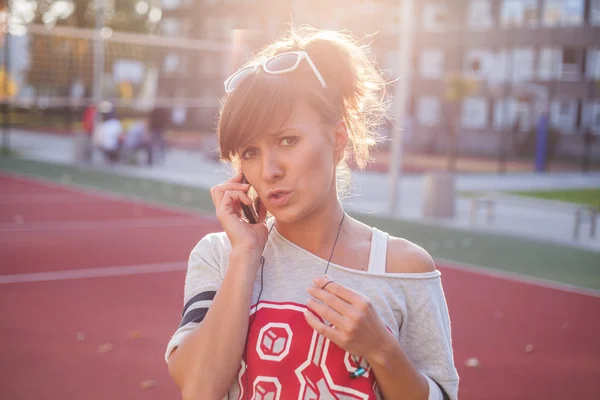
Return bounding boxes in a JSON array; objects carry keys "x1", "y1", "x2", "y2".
[{"x1": 166, "y1": 27, "x2": 459, "y2": 400}]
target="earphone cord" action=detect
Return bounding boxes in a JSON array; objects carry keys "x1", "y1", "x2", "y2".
[
  {"x1": 322, "y1": 212, "x2": 363, "y2": 376},
  {"x1": 241, "y1": 222, "x2": 274, "y2": 400},
  {"x1": 324, "y1": 211, "x2": 346, "y2": 276}
]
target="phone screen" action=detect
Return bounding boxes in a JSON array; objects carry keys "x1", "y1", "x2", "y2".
[{"x1": 241, "y1": 174, "x2": 259, "y2": 224}]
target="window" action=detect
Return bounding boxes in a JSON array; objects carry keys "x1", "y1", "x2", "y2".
[
  {"x1": 560, "y1": 48, "x2": 581, "y2": 80},
  {"x1": 538, "y1": 48, "x2": 561, "y2": 80},
  {"x1": 543, "y1": 0, "x2": 584, "y2": 26},
  {"x1": 464, "y1": 49, "x2": 493, "y2": 79},
  {"x1": 550, "y1": 99, "x2": 577, "y2": 133},
  {"x1": 500, "y1": 0, "x2": 538, "y2": 28},
  {"x1": 589, "y1": 101, "x2": 600, "y2": 134},
  {"x1": 161, "y1": 0, "x2": 183, "y2": 9},
  {"x1": 468, "y1": 0, "x2": 493, "y2": 29},
  {"x1": 488, "y1": 50, "x2": 510, "y2": 83},
  {"x1": 163, "y1": 53, "x2": 180, "y2": 73},
  {"x1": 512, "y1": 48, "x2": 535, "y2": 82},
  {"x1": 461, "y1": 97, "x2": 488, "y2": 129},
  {"x1": 420, "y1": 49, "x2": 444, "y2": 79},
  {"x1": 417, "y1": 96, "x2": 441, "y2": 127},
  {"x1": 423, "y1": 3, "x2": 449, "y2": 31},
  {"x1": 161, "y1": 18, "x2": 181, "y2": 37},
  {"x1": 592, "y1": 0, "x2": 600, "y2": 25},
  {"x1": 586, "y1": 49, "x2": 600, "y2": 79},
  {"x1": 493, "y1": 97, "x2": 519, "y2": 129}
]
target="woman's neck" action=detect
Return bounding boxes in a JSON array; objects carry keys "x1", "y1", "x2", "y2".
[{"x1": 274, "y1": 195, "x2": 347, "y2": 261}]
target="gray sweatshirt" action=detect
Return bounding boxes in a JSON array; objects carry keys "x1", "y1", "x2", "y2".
[{"x1": 166, "y1": 224, "x2": 459, "y2": 400}]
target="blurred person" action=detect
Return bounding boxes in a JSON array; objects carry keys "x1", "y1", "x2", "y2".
[
  {"x1": 172, "y1": 103, "x2": 187, "y2": 128},
  {"x1": 76, "y1": 103, "x2": 97, "y2": 162},
  {"x1": 82, "y1": 104, "x2": 96, "y2": 136},
  {"x1": 165, "y1": 27, "x2": 458, "y2": 400},
  {"x1": 93, "y1": 107, "x2": 123, "y2": 164},
  {"x1": 121, "y1": 118, "x2": 153, "y2": 166},
  {"x1": 148, "y1": 105, "x2": 170, "y2": 163}
]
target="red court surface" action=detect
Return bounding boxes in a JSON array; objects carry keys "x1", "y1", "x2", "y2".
[{"x1": 1, "y1": 173, "x2": 599, "y2": 400}]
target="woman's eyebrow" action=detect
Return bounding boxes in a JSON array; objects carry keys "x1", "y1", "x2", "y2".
[{"x1": 269, "y1": 127, "x2": 303, "y2": 137}]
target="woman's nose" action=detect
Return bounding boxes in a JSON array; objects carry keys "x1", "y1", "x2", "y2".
[{"x1": 261, "y1": 151, "x2": 283, "y2": 182}]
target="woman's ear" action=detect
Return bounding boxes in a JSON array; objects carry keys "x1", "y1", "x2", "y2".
[{"x1": 333, "y1": 120, "x2": 348, "y2": 163}]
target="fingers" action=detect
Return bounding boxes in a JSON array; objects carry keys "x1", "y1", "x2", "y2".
[
  {"x1": 312, "y1": 276, "x2": 365, "y2": 306},
  {"x1": 222, "y1": 190, "x2": 253, "y2": 208},
  {"x1": 307, "y1": 284, "x2": 355, "y2": 318},
  {"x1": 304, "y1": 309, "x2": 340, "y2": 341},
  {"x1": 210, "y1": 181, "x2": 250, "y2": 209}
]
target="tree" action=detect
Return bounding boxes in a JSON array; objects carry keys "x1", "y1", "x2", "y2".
[
  {"x1": 23, "y1": 1, "x2": 160, "y2": 96},
  {"x1": 0, "y1": 67, "x2": 17, "y2": 99},
  {"x1": 443, "y1": 73, "x2": 478, "y2": 171},
  {"x1": 31, "y1": 0, "x2": 154, "y2": 31}
]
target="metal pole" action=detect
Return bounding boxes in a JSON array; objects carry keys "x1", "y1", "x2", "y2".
[
  {"x1": 93, "y1": 0, "x2": 104, "y2": 116},
  {"x1": 2, "y1": 8, "x2": 11, "y2": 151},
  {"x1": 387, "y1": 0, "x2": 414, "y2": 216}
]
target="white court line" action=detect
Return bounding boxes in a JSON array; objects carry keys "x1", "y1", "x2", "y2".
[
  {"x1": 0, "y1": 194, "x2": 105, "y2": 204},
  {"x1": 437, "y1": 257, "x2": 600, "y2": 298},
  {"x1": 0, "y1": 171, "x2": 217, "y2": 220},
  {"x1": 0, "y1": 215, "x2": 208, "y2": 233},
  {"x1": 0, "y1": 261, "x2": 187, "y2": 284}
]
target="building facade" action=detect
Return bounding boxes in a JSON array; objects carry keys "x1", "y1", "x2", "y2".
[
  {"x1": 411, "y1": 0, "x2": 600, "y2": 157},
  {"x1": 160, "y1": 0, "x2": 600, "y2": 158}
]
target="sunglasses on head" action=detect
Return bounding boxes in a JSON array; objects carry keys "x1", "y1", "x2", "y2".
[{"x1": 224, "y1": 51, "x2": 327, "y2": 93}]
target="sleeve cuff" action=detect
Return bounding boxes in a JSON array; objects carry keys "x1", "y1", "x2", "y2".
[
  {"x1": 422, "y1": 373, "x2": 444, "y2": 400},
  {"x1": 164, "y1": 324, "x2": 196, "y2": 364}
]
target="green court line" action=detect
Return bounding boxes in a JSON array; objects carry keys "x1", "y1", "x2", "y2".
[{"x1": 2, "y1": 155, "x2": 599, "y2": 291}]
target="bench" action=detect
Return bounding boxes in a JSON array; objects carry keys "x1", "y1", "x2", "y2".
[{"x1": 469, "y1": 192, "x2": 598, "y2": 240}]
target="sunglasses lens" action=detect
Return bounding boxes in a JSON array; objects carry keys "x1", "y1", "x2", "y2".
[
  {"x1": 225, "y1": 66, "x2": 254, "y2": 92},
  {"x1": 265, "y1": 53, "x2": 300, "y2": 72}
]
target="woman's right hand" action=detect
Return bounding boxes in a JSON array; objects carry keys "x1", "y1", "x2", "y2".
[{"x1": 210, "y1": 173, "x2": 269, "y2": 257}]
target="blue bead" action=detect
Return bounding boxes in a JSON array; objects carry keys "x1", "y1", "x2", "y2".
[{"x1": 350, "y1": 367, "x2": 366, "y2": 379}]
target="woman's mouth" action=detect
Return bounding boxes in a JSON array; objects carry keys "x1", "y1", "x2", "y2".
[{"x1": 268, "y1": 190, "x2": 292, "y2": 207}]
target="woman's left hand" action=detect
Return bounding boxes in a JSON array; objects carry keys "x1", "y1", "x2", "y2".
[{"x1": 304, "y1": 275, "x2": 394, "y2": 362}]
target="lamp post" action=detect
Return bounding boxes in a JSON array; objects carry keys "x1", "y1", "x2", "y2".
[
  {"x1": 2, "y1": 1, "x2": 11, "y2": 151},
  {"x1": 387, "y1": 0, "x2": 414, "y2": 216}
]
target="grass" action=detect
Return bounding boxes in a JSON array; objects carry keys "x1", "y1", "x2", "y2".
[
  {"x1": 507, "y1": 188, "x2": 600, "y2": 210},
  {"x1": 0, "y1": 146, "x2": 20, "y2": 157},
  {"x1": 1, "y1": 156, "x2": 599, "y2": 291}
]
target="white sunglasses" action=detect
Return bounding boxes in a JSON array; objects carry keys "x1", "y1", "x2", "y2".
[{"x1": 224, "y1": 51, "x2": 327, "y2": 93}]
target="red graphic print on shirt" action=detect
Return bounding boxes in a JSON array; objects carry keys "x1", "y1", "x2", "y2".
[{"x1": 237, "y1": 301, "x2": 379, "y2": 400}]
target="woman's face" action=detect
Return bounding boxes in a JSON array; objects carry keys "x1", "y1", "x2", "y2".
[{"x1": 238, "y1": 101, "x2": 346, "y2": 224}]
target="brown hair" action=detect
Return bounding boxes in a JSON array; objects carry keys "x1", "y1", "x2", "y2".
[{"x1": 217, "y1": 26, "x2": 389, "y2": 174}]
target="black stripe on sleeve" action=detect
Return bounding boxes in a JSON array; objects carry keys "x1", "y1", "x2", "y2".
[
  {"x1": 434, "y1": 380, "x2": 450, "y2": 400},
  {"x1": 181, "y1": 291, "x2": 216, "y2": 317},
  {"x1": 179, "y1": 308, "x2": 209, "y2": 328}
]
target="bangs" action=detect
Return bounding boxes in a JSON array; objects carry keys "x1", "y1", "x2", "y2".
[{"x1": 217, "y1": 65, "x2": 330, "y2": 161}]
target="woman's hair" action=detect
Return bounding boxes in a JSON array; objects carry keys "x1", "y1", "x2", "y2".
[{"x1": 217, "y1": 25, "x2": 390, "y2": 183}]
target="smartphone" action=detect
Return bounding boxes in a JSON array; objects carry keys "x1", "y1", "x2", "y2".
[{"x1": 241, "y1": 174, "x2": 260, "y2": 224}]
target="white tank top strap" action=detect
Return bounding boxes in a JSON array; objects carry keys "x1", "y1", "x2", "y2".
[{"x1": 367, "y1": 228, "x2": 389, "y2": 274}]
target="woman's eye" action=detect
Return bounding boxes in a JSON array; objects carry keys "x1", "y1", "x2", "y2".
[
  {"x1": 280, "y1": 136, "x2": 298, "y2": 147},
  {"x1": 241, "y1": 148, "x2": 258, "y2": 160}
]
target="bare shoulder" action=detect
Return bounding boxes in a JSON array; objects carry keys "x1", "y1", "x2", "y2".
[{"x1": 386, "y1": 236, "x2": 436, "y2": 274}]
